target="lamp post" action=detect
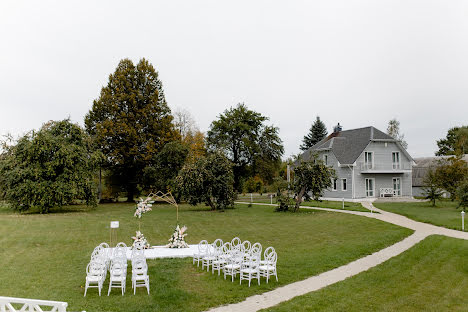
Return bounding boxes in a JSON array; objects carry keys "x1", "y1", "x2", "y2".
[{"x1": 462, "y1": 211, "x2": 465, "y2": 231}]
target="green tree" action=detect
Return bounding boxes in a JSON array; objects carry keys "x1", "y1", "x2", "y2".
[
  {"x1": 85, "y1": 58, "x2": 179, "y2": 202},
  {"x1": 300, "y1": 116, "x2": 328, "y2": 151},
  {"x1": 0, "y1": 120, "x2": 99, "y2": 213},
  {"x1": 387, "y1": 118, "x2": 408, "y2": 149},
  {"x1": 176, "y1": 152, "x2": 234, "y2": 210},
  {"x1": 422, "y1": 167, "x2": 443, "y2": 206},
  {"x1": 292, "y1": 154, "x2": 335, "y2": 212},
  {"x1": 142, "y1": 141, "x2": 189, "y2": 192},
  {"x1": 206, "y1": 103, "x2": 284, "y2": 190},
  {"x1": 457, "y1": 179, "x2": 468, "y2": 212},
  {"x1": 434, "y1": 156, "x2": 468, "y2": 200},
  {"x1": 436, "y1": 126, "x2": 468, "y2": 156}
]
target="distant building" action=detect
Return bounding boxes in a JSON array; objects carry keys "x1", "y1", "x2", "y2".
[
  {"x1": 412, "y1": 154, "x2": 468, "y2": 197},
  {"x1": 298, "y1": 125, "x2": 414, "y2": 199}
]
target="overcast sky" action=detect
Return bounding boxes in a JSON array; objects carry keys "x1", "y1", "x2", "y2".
[{"x1": 1, "y1": 0, "x2": 467, "y2": 158}]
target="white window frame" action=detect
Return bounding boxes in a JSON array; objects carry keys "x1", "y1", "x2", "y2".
[
  {"x1": 332, "y1": 178, "x2": 338, "y2": 191},
  {"x1": 392, "y1": 152, "x2": 401, "y2": 169},
  {"x1": 364, "y1": 152, "x2": 374, "y2": 169},
  {"x1": 365, "y1": 178, "x2": 375, "y2": 197},
  {"x1": 341, "y1": 178, "x2": 347, "y2": 191},
  {"x1": 392, "y1": 177, "x2": 401, "y2": 196}
]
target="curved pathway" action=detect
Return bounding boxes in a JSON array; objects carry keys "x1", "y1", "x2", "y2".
[{"x1": 207, "y1": 201, "x2": 468, "y2": 312}]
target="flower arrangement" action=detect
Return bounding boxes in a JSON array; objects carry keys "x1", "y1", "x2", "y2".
[
  {"x1": 165, "y1": 225, "x2": 189, "y2": 248},
  {"x1": 134, "y1": 196, "x2": 154, "y2": 218},
  {"x1": 131, "y1": 231, "x2": 150, "y2": 249}
]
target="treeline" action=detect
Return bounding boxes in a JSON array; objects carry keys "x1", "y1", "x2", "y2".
[{"x1": 0, "y1": 58, "x2": 284, "y2": 212}]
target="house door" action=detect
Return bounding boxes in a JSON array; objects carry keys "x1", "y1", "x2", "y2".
[
  {"x1": 393, "y1": 178, "x2": 401, "y2": 196},
  {"x1": 365, "y1": 178, "x2": 375, "y2": 197}
]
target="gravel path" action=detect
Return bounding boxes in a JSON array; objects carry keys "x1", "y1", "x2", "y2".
[{"x1": 206, "y1": 201, "x2": 468, "y2": 312}]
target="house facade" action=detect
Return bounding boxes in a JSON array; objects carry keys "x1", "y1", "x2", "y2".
[{"x1": 299, "y1": 126, "x2": 414, "y2": 199}]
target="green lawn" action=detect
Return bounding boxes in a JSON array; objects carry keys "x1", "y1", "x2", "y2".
[
  {"x1": 236, "y1": 194, "x2": 369, "y2": 212},
  {"x1": 0, "y1": 203, "x2": 410, "y2": 312},
  {"x1": 264, "y1": 235, "x2": 468, "y2": 311},
  {"x1": 374, "y1": 200, "x2": 465, "y2": 231}
]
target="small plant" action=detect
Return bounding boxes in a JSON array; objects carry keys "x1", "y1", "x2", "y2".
[
  {"x1": 275, "y1": 192, "x2": 294, "y2": 212},
  {"x1": 422, "y1": 168, "x2": 443, "y2": 206}
]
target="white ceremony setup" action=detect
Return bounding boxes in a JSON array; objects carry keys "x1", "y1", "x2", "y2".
[{"x1": 83, "y1": 193, "x2": 279, "y2": 297}]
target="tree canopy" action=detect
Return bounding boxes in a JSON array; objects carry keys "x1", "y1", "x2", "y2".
[
  {"x1": 434, "y1": 156, "x2": 468, "y2": 200},
  {"x1": 142, "y1": 141, "x2": 189, "y2": 192},
  {"x1": 436, "y1": 126, "x2": 468, "y2": 156},
  {"x1": 206, "y1": 103, "x2": 284, "y2": 190},
  {"x1": 387, "y1": 118, "x2": 408, "y2": 149},
  {"x1": 85, "y1": 58, "x2": 179, "y2": 201},
  {"x1": 300, "y1": 116, "x2": 327, "y2": 151},
  {"x1": 176, "y1": 152, "x2": 234, "y2": 210},
  {"x1": 0, "y1": 120, "x2": 99, "y2": 213},
  {"x1": 292, "y1": 154, "x2": 335, "y2": 212}
]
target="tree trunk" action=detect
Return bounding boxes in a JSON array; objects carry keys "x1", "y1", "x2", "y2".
[
  {"x1": 127, "y1": 185, "x2": 135, "y2": 202},
  {"x1": 294, "y1": 187, "x2": 306, "y2": 212},
  {"x1": 207, "y1": 197, "x2": 216, "y2": 210}
]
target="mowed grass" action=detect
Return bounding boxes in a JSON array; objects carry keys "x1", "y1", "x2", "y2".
[
  {"x1": 0, "y1": 202, "x2": 411, "y2": 312},
  {"x1": 264, "y1": 235, "x2": 468, "y2": 312},
  {"x1": 236, "y1": 194, "x2": 369, "y2": 212},
  {"x1": 374, "y1": 199, "x2": 465, "y2": 231}
]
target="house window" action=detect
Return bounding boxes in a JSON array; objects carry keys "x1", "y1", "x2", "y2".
[
  {"x1": 392, "y1": 152, "x2": 400, "y2": 169},
  {"x1": 342, "y1": 179, "x2": 347, "y2": 191},
  {"x1": 364, "y1": 152, "x2": 373, "y2": 169},
  {"x1": 365, "y1": 178, "x2": 375, "y2": 197},
  {"x1": 332, "y1": 178, "x2": 338, "y2": 191},
  {"x1": 324, "y1": 154, "x2": 328, "y2": 165},
  {"x1": 393, "y1": 177, "x2": 401, "y2": 196}
]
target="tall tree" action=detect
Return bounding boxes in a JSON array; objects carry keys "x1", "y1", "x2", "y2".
[
  {"x1": 292, "y1": 154, "x2": 335, "y2": 212},
  {"x1": 85, "y1": 58, "x2": 179, "y2": 202},
  {"x1": 0, "y1": 120, "x2": 100, "y2": 213},
  {"x1": 300, "y1": 116, "x2": 327, "y2": 151},
  {"x1": 176, "y1": 152, "x2": 234, "y2": 210},
  {"x1": 436, "y1": 126, "x2": 468, "y2": 156},
  {"x1": 387, "y1": 118, "x2": 408, "y2": 149},
  {"x1": 206, "y1": 103, "x2": 284, "y2": 190}
]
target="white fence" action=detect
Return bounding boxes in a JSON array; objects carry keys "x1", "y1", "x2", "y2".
[{"x1": 0, "y1": 296, "x2": 68, "y2": 312}]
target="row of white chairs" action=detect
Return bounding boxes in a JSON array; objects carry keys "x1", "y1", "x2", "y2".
[
  {"x1": 84, "y1": 242, "x2": 150, "y2": 296},
  {"x1": 193, "y1": 237, "x2": 278, "y2": 287}
]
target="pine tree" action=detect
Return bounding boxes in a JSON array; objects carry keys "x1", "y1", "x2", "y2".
[
  {"x1": 300, "y1": 116, "x2": 328, "y2": 151},
  {"x1": 387, "y1": 118, "x2": 408, "y2": 149}
]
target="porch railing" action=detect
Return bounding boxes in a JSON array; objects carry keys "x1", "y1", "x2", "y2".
[
  {"x1": 360, "y1": 162, "x2": 411, "y2": 171},
  {"x1": 0, "y1": 296, "x2": 68, "y2": 312}
]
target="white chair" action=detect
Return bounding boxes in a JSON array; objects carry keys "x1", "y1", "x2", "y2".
[
  {"x1": 212, "y1": 242, "x2": 229, "y2": 275},
  {"x1": 223, "y1": 252, "x2": 242, "y2": 282},
  {"x1": 240, "y1": 254, "x2": 260, "y2": 287},
  {"x1": 193, "y1": 240, "x2": 209, "y2": 267},
  {"x1": 260, "y1": 247, "x2": 275, "y2": 266},
  {"x1": 259, "y1": 250, "x2": 278, "y2": 283},
  {"x1": 202, "y1": 247, "x2": 216, "y2": 272},
  {"x1": 250, "y1": 243, "x2": 262, "y2": 259},
  {"x1": 132, "y1": 259, "x2": 150, "y2": 295},
  {"x1": 116, "y1": 242, "x2": 127, "y2": 248},
  {"x1": 84, "y1": 262, "x2": 105, "y2": 296},
  {"x1": 231, "y1": 237, "x2": 241, "y2": 250},
  {"x1": 108, "y1": 261, "x2": 127, "y2": 296},
  {"x1": 131, "y1": 247, "x2": 145, "y2": 259},
  {"x1": 242, "y1": 240, "x2": 251, "y2": 253}
]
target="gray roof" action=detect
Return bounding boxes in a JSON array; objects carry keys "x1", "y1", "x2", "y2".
[{"x1": 301, "y1": 126, "x2": 396, "y2": 165}]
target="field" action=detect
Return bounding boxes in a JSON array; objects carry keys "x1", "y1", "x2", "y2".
[
  {"x1": 265, "y1": 235, "x2": 468, "y2": 311},
  {"x1": 374, "y1": 199, "x2": 465, "y2": 231},
  {"x1": 0, "y1": 202, "x2": 410, "y2": 312}
]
